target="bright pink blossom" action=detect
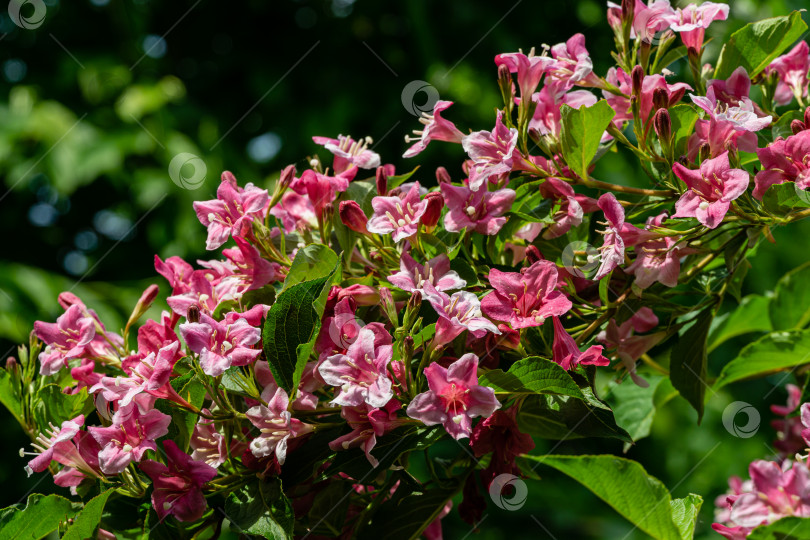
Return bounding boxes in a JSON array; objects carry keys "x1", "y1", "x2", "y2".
[
  {"x1": 366, "y1": 182, "x2": 428, "y2": 242},
  {"x1": 688, "y1": 90, "x2": 772, "y2": 159},
  {"x1": 604, "y1": 67, "x2": 691, "y2": 126},
  {"x1": 388, "y1": 252, "x2": 466, "y2": 294},
  {"x1": 551, "y1": 316, "x2": 610, "y2": 370},
  {"x1": 25, "y1": 415, "x2": 98, "y2": 479},
  {"x1": 245, "y1": 387, "x2": 313, "y2": 464},
  {"x1": 140, "y1": 440, "x2": 217, "y2": 523},
  {"x1": 728, "y1": 460, "x2": 810, "y2": 528},
  {"x1": 291, "y1": 167, "x2": 356, "y2": 216},
  {"x1": 481, "y1": 260, "x2": 573, "y2": 329},
  {"x1": 89, "y1": 406, "x2": 172, "y2": 474},
  {"x1": 189, "y1": 411, "x2": 228, "y2": 468},
  {"x1": 753, "y1": 130, "x2": 810, "y2": 199},
  {"x1": 222, "y1": 237, "x2": 282, "y2": 290},
  {"x1": 403, "y1": 101, "x2": 465, "y2": 158},
  {"x1": 179, "y1": 312, "x2": 261, "y2": 377},
  {"x1": 548, "y1": 33, "x2": 602, "y2": 89},
  {"x1": 269, "y1": 190, "x2": 317, "y2": 233},
  {"x1": 193, "y1": 171, "x2": 269, "y2": 250},
  {"x1": 462, "y1": 111, "x2": 518, "y2": 191},
  {"x1": 470, "y1": 406, "x2": 535, "y2": 487},
  {"x1": 440, "y1": 182, "x2": 515, "y2": 235},
  {"x1": 407, "y1": 354, "x2": 501, "y2": 440},
  {"x1": 529, "y1": 82, "x2": 598, "y2": 138},
  {"x1": 765, "y1": 41, "x2": 810, "y2": 106},
  {"x1": 34, "y1": 305, "x2": 96, "y2": 376},
  {"x1": 494, "y1": 51, "x2": 553, "y2": 99},
  {"x1": 672, "y1": 151, "x2": 749, "y2": 229},
  {"x1": 313, "y1": 134, "x2": 381, "y2": 172},
  {"x1": 328, "y1": 400, "x2": 405, "y2": 467},
  {"x1": 667, "y1": 2, "x2": 729, "y2": 51},
  {"x1": 422, "y1": 283, "x2": 500, "y2": 347}
]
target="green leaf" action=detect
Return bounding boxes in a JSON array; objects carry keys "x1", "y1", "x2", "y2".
[
  {"x1": 670, "y1": 309, "x2": 713, "y2": 422},
  {"x1": 714, "y1": 329, "x2": 810, "y2": 390},
  {"x1": 770, "y1": 262, "x2": 810, "y2": 331},
  {"x1": 0, "y1": 368, "x2": 22, "y2": 423},
  {"x1": 606, "y1": 374, "x2": 665, "y2": 451},
  {"x1": 225, "y1": 479, "x2": 294, "y2": 540},
  {"x1": 762, "y1": 182, "x2": 810, "y2": 212},
  {"x1": 668, "y1": 104, "x2": 699, "y2": 159},
  {"x1": 708, "y1": 295, "x2": 772, "y2": 352},
  {"x1": 772, "y1": 110, "x2": 804, "y2": 141},
  {"x1": 263, "y1": 268, "x2": 337, "y2": 395},
  {"x1": 386, "y1": 166, "x2": 419, "y2": 190},
  {"x1": 33, "y1": 385, "x2": 92, "y2": 428},
  {"x1": 358, "y1": 485, "x2": 459, "y2": 540},
  {"x1": 527, "y1": 455, "x2": 701, "y2": 540},
  {"x1": 478, "y1": 356, "x2": 586, "y2": 399},
  {"x1": 346, "y1": 180, "x2": 376, "y2": 215},
  {"x1": 715, "y1": 11, "x2": 808, "y2": 79},
  {"x1": 0, "y1": 493, "x2": 76, "y2": 540},
  {"x1": 559, "y1": 100, "x2": 616, "y2": 180},
  {"x1": 518, "y1": 394, "x2": 631, "y2": 442},
  {"x1": 283, "y1": 244, "x2": 339, "y2": 290},
  {"x1": 62, "y1": 489, "x2": 115, "y2": 540},
  {"x1": 748, "y1": 516, "x2": 810, "y2": 539},
  {"x1": 171, "y1": 375, "x2": 207, "y2": 451}
]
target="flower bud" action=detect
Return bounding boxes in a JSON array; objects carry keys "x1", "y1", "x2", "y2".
[
  {"x1": 804, "y1": 107, "x2": 810, "y2": 128},
  {"x1": 652, "y1": 88, "x2": 669, "y2": 111},
  {"x1": 497, "y1": 63, "x2": 512, "y2": 87},
  {"x1": 653, "y1": 108, "x2": 671, "y2": 142},
  {"x1": 5, "y1": 357, "x2": 17, "y2": 374},
  {"x1": 339, "y1": 200, "x2": 369, "y2": 234},
  {"x1": 322, "y1": 201, "x2": 334, "y2": 224},
  {"x1": 403, "y1": 335, "x2": 415, "y2": 361},
  {"x1": 187, "y1": 304, "x2": 201, "y2": 323},
  {"x1": 699, "y1": 143, "x2": 711, "y2": 163},
  {"x1": 57, "y1": 292, "x2": 83, "y2": 310},
  {"x1": 379, "y1": 287, "x2": 399, "y2": 325},
  {"x1": 621, "y1": 0, "x2": 635, "y2": 22},
  {"x1": 406, "y1": 290, "x2": 422, "y2": 315},
  {"x1": 403, "y1": 290, "x2": 422, "y2": 331},
  {"x1": 338, "y1": 284, "x2": 379, "y2": 306},
  {"x1": 435, "y1": 166, "x2": 452, "y2": 185},
  {"x1": 279, "y1": 164, "x2": 296, "y2": 189},
  {"x1": 631, "y1": 65, "x2": 644, "y2": 98},
  {"x1": 126, "y1": 284, "x2": 160, "y2": 330},
  {"x1": 525, "y1": 245, "x2": 542, "y2": 265},
  {"x1": 375, "y1": 166, "x2": 388, "y2": 196},
  {"x1": 792, "y1": 119, "x2": 806, "y2": 135},
  {"x1": 668, "y1": 86, "x2": 687, "y2": 106},
  {"x1": 421, "y1": 192, "x2": 444, "y2": 229}
]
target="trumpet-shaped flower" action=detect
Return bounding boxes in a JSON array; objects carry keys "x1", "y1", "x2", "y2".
[
  {"x1": 551, "y1": 316, "x2": 610, "y2": 370},
  {"x1": 672, "y1": 151, "x2": 749, "y2": 229},
  {"x1": 246, "y1": 387, "x2": 313, "y2": 464},
  {"x1": 422, "y1": 283, "x2": 501, "y2": 346},
  {"x1": 403, "y1": 101, "x2": 465, "y2": 158},
  {"x1": 193, "y1": 171, "x2": 269, "y2": 250},
  {"x1": 89, "y1": 406, "x2": 172, "y2": 475},
  {"x1": 440, "y1": 182, "x2": 515, "y2": 235},
  {"x1": 753, "y1": 130, "x2": 810, "y2": 199},
  {"x1": 34, "y1": 305, "x2": 96, "y2": 376},
  {"x1": 462, "y1": 111, "x2": 518, "y2": 191},
  {"x1": 388, "y1": 252, "x2": 466, "y2": 293},
  {"x1": 366, "y1": 182, "x2": 428, "y2": 242},
  {"x1": 667, "y1": 2, "x2": 729, "y2": 51},
  {"x1": 179, "y1": 312, "x2": 261, "y2": 377},
  {"x1": 313, "y1": 134, "x2": 381, "y2": 172},
  {"x1": 765, "y1": 41, "x2": 810, "y2": 106}
]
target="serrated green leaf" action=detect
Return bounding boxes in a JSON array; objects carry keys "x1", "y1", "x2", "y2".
[
  {"x1": 478, "y1": 356, "x2": 586, "y2": 399},
  {"x1": 770, "y1": 262, "x2": 810, "y2": 331},
  {"x1": 283, "y1": 244, "x2": 339, "y2": 290},
  {"x1": 62, "y1": 489, "x2": 115, "y2": 540},
  {"x1": 668, "y1": 104, "x2": 699, "y2": 160},
  {"x1": 225, "y1": 479, "x2": 294, "y2": 540},
  {"x1": 670, "y1": 309, "x2": 713, "y2": 422},
  {"x1": 748, "y1": 516, "x2": 810, "y2": 539},
  {"x1": 715, "y1": 11, "x2": 808, "y2": 79},
  {"x1": 0, "y1": 493, "x2": 76, "y2": 540},
  {"x1": 560, "y1": 100, "x2": 616, "y2": 180},
  {"x1": 33, "y1": 385, "x2": 93, "y2": 428},
  {"x1": 772, "y1": 110, "x2": 804, "y2": 141},
  {"x1": 714, "y1": 329, "x2": 810, "y2": 390}
]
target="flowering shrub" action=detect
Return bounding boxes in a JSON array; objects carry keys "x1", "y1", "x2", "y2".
[{"x1": 3, "y1": 2, "x2": 810, "y2": 539}]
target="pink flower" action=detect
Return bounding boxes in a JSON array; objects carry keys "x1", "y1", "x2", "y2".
[
  {"x1": 140, "y1": 440, "x2": 217, "y2": 522},
  {"x1": 707, "y1": 66, "x2": 754, "y2": 108},
  {"x1": 154, "y1": 255, "x2": 195, "y2": 294},
  {"x1": 548, "y1": 33, "x2": 601, "y2": 89},
  {"x1": 179, "y1": 312, "x2": 261, "y2": 376},
  {"x1": 440, "y1": 182, "x2": 515, "y2": 235},
  {"x1": 765, "y1": 41, "x2": 810, "y2": 106},
  {"x1": 328, "y1": 400, "x2": 405, "y2": 467},
  {"x1": 625, "y1": 213, "x2": 689, "y2": 288},
  {"x1": 462, "y1": 111, "x2": 518, "y2": 191},
  {"x1": 246, "y1": 386, "x2": 313, "y2": 464},
  {"x1": 422, "y1": 283, "x2": 501, "y2": 347},
  {"x1": 25, "y1": 415, "x2": 96, "y2": 477},
  {"x1": 470, "y1": 406, "x2": 535, "y2": 487},
  {"x1": 387, "y1": 252, "x2": 466, "y2": 293},
  {"x1": 313, "y1": 134, "x2": 381, "y2": 172},
  {"x1": 190, "y1": 412, "x2": 228, "y2": 468},
  {"x1": 137, "y1": 311, "x2": 180, "y2": 357},
  {"x1": 672, "y1": 151, "x2": 749, "y2": 229},
  {"x1": 89, "y1": 406, "x2": 172, "y2": 474},
  {"x1": 551, "y1": 317, "x2": 610, "y2": 370},
  {"x1": 529, "y1": 82, "x2": 598, "y2": 138},
  {"x1": 222, "y1": 237, "x2": 282, "y2": 290},
  {"x1": 269, "y1": 190, "x2": 317, "y2": 233},
  {"x1": 594, "y1": 193, "x2": 626, "y2": 280},
  {"x1": 366, "y1": 182, "x2": 428, "y2": 242},
  {"x1": 403, "y1": 101, "x2": 465, "y2": 158},
  {"x1": 667, "y1": 2, "x2": 729, "y2": 51},
  {"x1": 480, "y1": 260, "x2": 573, "y2": 329},
  {"x1": 619, "y1": 0, "x2": 678, "y2": 42},
  {"x1": 494, "y1": 51, "x2": 553, "y2": 98},
  {"x1": 603, "y1": 67, "x2": 691, "y2": 126},
  {"x1": 753, "y1": 130, "x2": 810, "y2": 199},
  {"x1": 597, "y1": 307, "x2": 664, "y2": 386},
  {"x1": 729, "y1": 460, "x2": 810, "y2": 528},
  {"x1": 291, "y1": 168, "x2": 355, "y2": 216},
  {"x1": 318, "y1": 326, "x2": 394, "y2": 408},
  {"x1": 406, "y1": 353, "x2": 501, "y2": 440},
  {"x1": 801, "y1": 402, "x2": 810, "y2": 448},
  {"x1": 688, "y1": 90, "x2": 772, "y2": 159},
  {"x1": 193, "y1": 171, "x2": 269, "y2": 250},
  {"x1": 34, "y1": 304, "x2": 96, "y2": 376}
]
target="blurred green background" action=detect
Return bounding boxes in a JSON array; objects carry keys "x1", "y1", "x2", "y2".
[{"x1": 2, "y1": 0, "x2": 810, "y2": 538}]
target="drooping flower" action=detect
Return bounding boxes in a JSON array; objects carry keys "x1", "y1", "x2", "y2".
[
  {"x1": 594, "y1": 193, "x2": 626, "y2": 280},
  {"x1": 366, "y1": 182, "x2": 428, "y2": 242},
  {"x1": 753, "y1": 130, "x2": 810, "y2": 199},
  {"x1": 551, "y1": 317, "x2": 610, "y2": 370},
  {"x1": 462, "y1": 111, "x2": 519, "y2": 191},
  {"x1": 24, "y1": 415, "x2": 95, "y2": 477},
  {"x1": 179, "y1": 312, "x2": 262, "y2": 377},
  {"x1": 34, "y1": 305, "x2": 96, "y2": 376},
  {"x1": 407, "y1": 353, "x2": 501, "y2": 440},
  {"x1": 245, "y1": 386, "x2": 313, "y2": 464},
  {"x1": 765, "y1": 40, "x2": 810, "y2": 106},
  {"x1": 313, "y1": 134, "x2": 381, "y2": 172},
  {"x1": 140, "y1": 440, "x2": 217, "y2": 522},
  {"x1": 597, "y1": 307, "x2": 664, "y2": 386},
  {"x1": 328, "y1": 400, "x2": 405, "y2": 467},
  {"x1": 625, "y1": 213, "x2": 690, "y2": 288},
  {"x1": 667, "y1": 2, "x2": 729, "y2": 51},
  {"x1": 269, "y1": 190, "x2": 318, "y2": 233},
  {"x1": 494, "y1": 50, "x2": 554, "y2": 98},
  {"x1": 403, "y1": 101, "x2": 465, "y2": 158},
  {"x1": 672, "y1": 151, "x2": 749, "y2": 229},
  {"x1": 728, "y1": 460, "x2": 810, "y2": 528},
  {"x1": 707, "y1": 66, "x2": 756, "y2": 109},
  {"x1": 193, "y1": 171, "x2": 269, "y2": 250},
  {"x1": 481, "y1": 260, "x2": 573, "y2": 329},
  {"x1": 89, "y1": 406, "x2": 172, "y2": 475},
  {"x1": 189, "y1": 411, "x2": 229, "y2": 468},
  {"x1": 388, "y1": 252, "x2": 466, "y2": 294},
  {"x1": 440, "y1": 182, "x2": 515, "y2": 235},
  {"x1": 469, "y1": 406, "x2": 535, "y2": 487},
  {"x1": 318, "y1": 326, "x2": 394, "y2": 408},
  {"x1": 422, "y1": 283, "x2": 501, "y2": 347}
]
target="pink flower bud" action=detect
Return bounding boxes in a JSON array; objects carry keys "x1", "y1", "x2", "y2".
[
  {"x1": 421, "y1": 192, "x2": 444, "y2": 229},
  {"x1": 375, "y1": 166, "x2": 388, "y2": 196},
  {"x1": 792, "y1": 119, "x2": 807, "y2": 135},
  {"x1": 653, "y1": 109, "x2": 672, "y2": 142},
  {"x1": 279, "y1": 164, "x2": 296, "y2": 189},
  {"x1": 525, "y1": 245, "x2": 542, "y2": 265},
  {"x1": 435, "y1": 166, "x2": 452, "y2": 185},
  {"x1": 57, "y1": 292, "x2": 84, "y2": 310},
  {"x1": 187, "y1": 304, "x2": 201, "y2": 323},
  {"x1": 339, "y1": 200, "x2": 369, "y2": 234},
  {"x1": 652, "y1": 88, "x2": 669, "y2": 111},
  {"x1": 631, "y1": 65, "x2": 644, "y2": 98}
]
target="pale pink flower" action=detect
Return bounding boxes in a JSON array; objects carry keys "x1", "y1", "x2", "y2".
[
  {"x1": 313, "y1": 134, "x2": 381, "y2": 172},
  {"x1": 481, "y1": 260, "x2": 573, "y2": 329},
  {"x1": 753, "y1": 130, "x2": 810, "y2": 199},
  {"x1": 626, "y1": 213, "x2": 689, "y2": 288},
  {"x1": 166, "y1": 270, "x2": 237, "y2": 317},
  {"x1": 269, "y1": 190, "x2": 318, "y2": 233},
  {"x1": 422, "y1": 283, "x2": 500, "y2": 347},
  {"x1": 193, "y1": 171, "x2": 269, "y2": 250},
  {"x1": 34, "y1": 305, "x2": 96, "y2": 376},
  {"x1": 406, "y1": 354, "x2": 501, "y2": 440},
  {"x1": 403, "y1": 101, "x2": 465, "y2": 158},
  {"x1": 440, "y1": 182, "x2": 515, "y2": 235},
  {"x1": 551, "y1": 317, "x2": 610, "y2": 370},
  {"x1": 246, "y1": 387, "x2": 313, "y2": 464},
  {"x1": 388, "y1": 252, "x2": 466, "y2": 293},
  {"x1": 594, "y1": 193, "x2": 626, "y2": 280},
  {"x1": 729, "y1": 460, "x2": 810, "y2": 528},
  {"x1": 89, "y1": 406, "x2": 172, "y2": 475},
  {"x1": 462, "y1": 111, "x2": 519, "y2": 191},
  {"x1": 179, "y1": 312, "x2": 261, "y2": 377},
  {"x1": 318, "y1": 327, "x2": 394, "y2": 408},
  {"x1": 529, "y1": 81, "x2": 598, "y2": 138},
  {"x1": 25, "y1": 415, "x2": 96, "y2": 477},
  {"x1": 548, "y1": 33, "x2": 602, "y2": 89},
  {"x1": 667, "y1": 2, "x2": 729, "y2": 51},
  {"x1": 190, "y1": 411, "x2": 228, "y2": 468},
  {"x1": 672, "y1": 151, "x2": 749, "y2": 229},
  {"x1": 366, "y1": 182, "x2": 428, "y2": 242},
  {"x1": 688, "y1": 90, "x2": 772, "y2": 159},
  {"x1": 765, "y1": 40, "x2": 810, "y2": 106},
  {"x1": 328, "y1": 400, "x2": 405, "y2": 467},
  {"x1": 494, "y1": 51, "x2": 553, "y2": 98}
]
